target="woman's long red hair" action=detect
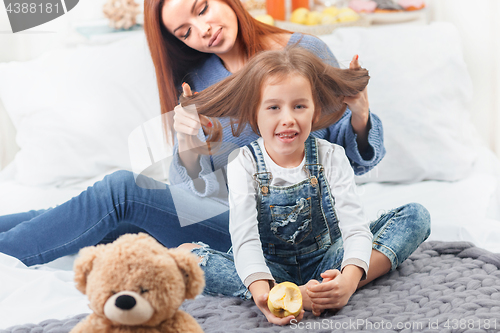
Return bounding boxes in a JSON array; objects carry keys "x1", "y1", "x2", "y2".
[{"x1": 143, "y1": 0, "x2": 290, "y2": 143}]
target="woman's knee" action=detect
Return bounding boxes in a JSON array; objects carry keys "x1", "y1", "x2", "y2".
[
  {"x1": 104, "y1": 170, "x2": 135, "y2": 186},
  {"x1": 87, "y1": 170, "x2": 138, "y2": 208},
  {"x1": 98, "y1": 170, "x2": 136, "y2": 195}
]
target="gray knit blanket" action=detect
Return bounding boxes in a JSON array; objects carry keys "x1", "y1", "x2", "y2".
[{"x1": 3, "y1": 241, "x2": 500, "y2": 333}]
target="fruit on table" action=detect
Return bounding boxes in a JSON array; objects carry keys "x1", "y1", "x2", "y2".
[
  {"x1": 255, "y1": 14, "x2": 275, "y2": 26},
  {"x1": 289, "y1": 5, "x2": 359, "y2": 25},
  {"x1": 322, "y1": 6, "x2": 340, "y2": 17},
  {"x1": 305, "y1": 11, "x2": 322, "y2": 25},
  {"x1": 320, "y1": 12, "x2": 337, "y2": 24},
  {"x1": 267, "y1": 282, "x2": 303, "y2": 318},
  {"x1": 290, "y1": 7, "x2": 309, "y2": 24},
  {"x1": 336, "y1": 7, "x2": 360, "y2": 23}
]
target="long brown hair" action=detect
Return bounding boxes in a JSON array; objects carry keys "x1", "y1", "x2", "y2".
[
  {"x1": 180, "y1": 47, "x2": 370, "y2": 153},
  {"x1": 143, "y1": 0, "x2": 291, "y2": 142}
]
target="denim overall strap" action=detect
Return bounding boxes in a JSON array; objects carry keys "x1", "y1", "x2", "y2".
[
  {"x1": 303, "y1": 135, "x2": 322, "y2": 188},
  {"x1": 247, "y1": 142, "x2": 272, "y2": 195},
  {"x1": 303, "y1": 135, "x2": 339, "y2": 248},
  {"x1": 307, "y1": 136, "x2": 341, "y2": 237}
]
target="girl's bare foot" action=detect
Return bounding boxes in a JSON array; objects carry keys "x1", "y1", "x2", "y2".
[{"x1": 177, "y1": 243, "x2": 203, "y2": 263}]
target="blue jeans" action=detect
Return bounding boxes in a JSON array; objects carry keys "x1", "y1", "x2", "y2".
[
  {"x1": 192, "y1": 203, "x2": 431, "y2": 299},
  {"x1": 0, "y1": 170, "x2": 232, "y2": 266}
]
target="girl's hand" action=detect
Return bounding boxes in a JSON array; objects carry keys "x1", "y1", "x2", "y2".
[
  {"x1": 250, "y1": 280, "x2": 304, "y2": 325},
  {"x1": 306, "y1": 269, "x2": 359, "y2": 314},
  {"x1": 173, "y1": 83, "x2": 212, "y2": 144},
  {"x1": 344, "y1": 55, "x2": 370, "y2": 151},
  {"x1": 254, "y1": 293, "x2": 304, "y2": 326}
]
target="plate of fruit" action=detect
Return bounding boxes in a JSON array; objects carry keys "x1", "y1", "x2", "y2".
[
  {"x1": 254, "y1": 6, "x2": 370, "y2": 35},
  {"x1": 349, "y1": 0, "x2": 427, "y2": 24}
]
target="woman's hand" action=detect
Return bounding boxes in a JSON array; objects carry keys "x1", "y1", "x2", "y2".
[
  {"x1": 173, "y1": 82, "x2": 212, "y2": 180},
  {"x1": 344, "y1": 55, "x2": 370, "y2": 152},
  {"x1": 173, "y1": 83, "x2": 212, "y2": 146},
  {"x1": 306, "y1": 267, "x2": 362, "y2": 315}
]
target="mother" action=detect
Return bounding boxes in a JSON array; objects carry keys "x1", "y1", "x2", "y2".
[
  {"x1": 0, "y1": 0, "x2": 384, "y2": 266},
  {"x1": 144, "y1": 0, "x2": 386, "y2": 236}
]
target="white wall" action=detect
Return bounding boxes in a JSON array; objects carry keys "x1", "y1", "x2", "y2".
[
  {"x1": 0, "y1": 0, "x2": 108, "y2": 62},
  {"x1": 426, "y1": 0, "x2": 500, "y2": 156}
]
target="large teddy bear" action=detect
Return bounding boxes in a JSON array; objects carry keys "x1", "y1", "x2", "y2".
[{"x1": 70, "y1": 233, "x2": 205, "y2": 333}]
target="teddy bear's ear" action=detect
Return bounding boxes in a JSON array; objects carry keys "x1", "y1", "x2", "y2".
[
  {"x1": 73, "y1": 245, "x2": 103, "y2": 295},
  {"x1": 169, "y1": 249, "x2": 205, "y2": 299}
]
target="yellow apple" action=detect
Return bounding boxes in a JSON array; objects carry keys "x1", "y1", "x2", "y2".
[
  {"x1": 267, "y1": 282, "x2": 303, "y2": 318},
  {"x1": 321, "y1": 13, "x2": 338, "y2": 25},
  {"x1": 336, "y1": 7, "x2": 360, "y2": 23},
  {"x1": 255, "y1": 14, "x2": 275, "y2": 26},
  {"x1": 322, "y1": 6, "x2": 340, "y2": 18},
  {"x1": 305, "y1": 11, "x2": 322, "y2": 25},
  {"x1": 290, "y1": 7, "x2": 309, "y2": 24}
]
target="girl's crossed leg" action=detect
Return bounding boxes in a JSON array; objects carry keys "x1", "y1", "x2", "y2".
[{"x1": 181, "y1": 202, "x2": 431, "y2": 314}]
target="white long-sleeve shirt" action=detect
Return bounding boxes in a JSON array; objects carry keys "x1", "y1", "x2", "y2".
[{"x1": 227, "y1": 138, "x2": 373, "y2": 288}]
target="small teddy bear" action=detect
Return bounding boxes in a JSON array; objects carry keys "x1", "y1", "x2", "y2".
[{"x1": 70, "y1": 233, "x2": 205, "y2": 333}]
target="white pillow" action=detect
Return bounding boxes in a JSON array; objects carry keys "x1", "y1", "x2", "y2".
[
  {"x1": 321, "y1": 22, "x2": 479, "y2": 183},
  {"x1": 0, "y1": 99, "x2": 18, "y2": 171},
  {"x1": 0, "y1": 33, "x2": 162, "y2": 186}
]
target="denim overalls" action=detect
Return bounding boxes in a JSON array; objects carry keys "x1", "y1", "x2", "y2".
[
  {"x1": 193, "y1": 137, "x2": 431, "y2": 299},
  {"x1": 248, "y1": 136, "x2": 344, "y2": 286}
]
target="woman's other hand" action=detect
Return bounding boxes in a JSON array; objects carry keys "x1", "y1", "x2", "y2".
[{"x1": 344, "y1": 55, "x2": 370, "y2": 152}]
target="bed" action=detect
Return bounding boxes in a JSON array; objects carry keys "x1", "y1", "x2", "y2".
[{"x1": 1, "y1": 22, "x2": 500, "y2": 331}]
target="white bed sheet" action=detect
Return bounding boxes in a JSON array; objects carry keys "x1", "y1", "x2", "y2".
[
  {"x1": 0, "y1": 167, "x2": 104, "y2": 328},
  {"x1": 359, "y1": 146, "x2": 500, "y2": 253},
  {"x1": 0, "y1": 147, "x2": 499, "y2": 329}
]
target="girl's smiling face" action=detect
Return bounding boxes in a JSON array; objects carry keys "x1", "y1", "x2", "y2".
[
  {"x1": 257, "y1": 74, "x2": 316, "y2": 168},
  {"x1": 161, "y1": 0, "x2": 239, "y2": 56}
]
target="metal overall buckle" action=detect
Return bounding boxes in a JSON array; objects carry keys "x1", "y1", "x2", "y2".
[{"x1": 253, "y1": 172, "x2": 273, "y2": 195}]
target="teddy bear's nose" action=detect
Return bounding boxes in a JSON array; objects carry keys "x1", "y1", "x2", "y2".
[{"x1": 115, "y1": 294, "x2": 137, "y2": 310}]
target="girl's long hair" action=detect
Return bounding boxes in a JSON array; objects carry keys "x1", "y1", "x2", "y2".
[
  {"x1": 180, "y1": 47, "x2": 370, "y2": 153},
  {"x1": 143, "y1": 0, "x2": 290, "y2": 143}
]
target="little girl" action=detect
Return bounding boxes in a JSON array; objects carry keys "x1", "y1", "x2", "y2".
[{"x1": 178, "y1": 47, "x2": 430, "y2": 325}]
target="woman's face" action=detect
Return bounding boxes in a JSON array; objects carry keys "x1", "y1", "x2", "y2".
[{"x1": 162, "y1": 0, "x2": 239, "y2": 55}]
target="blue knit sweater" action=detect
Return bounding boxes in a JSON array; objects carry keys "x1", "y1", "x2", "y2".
[{"x1": 169, "y1": 33, "x2": 385, "y2": 198}]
